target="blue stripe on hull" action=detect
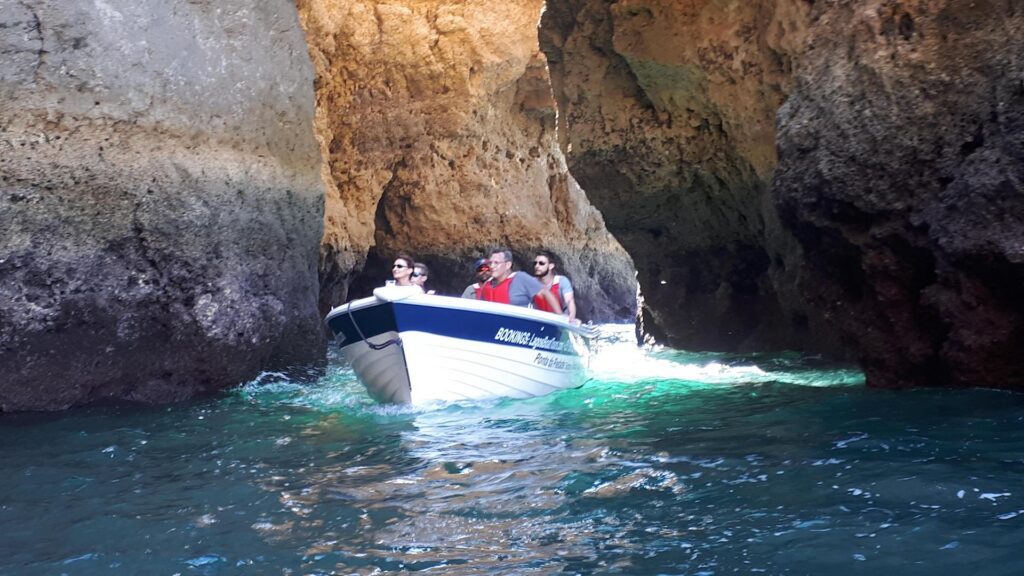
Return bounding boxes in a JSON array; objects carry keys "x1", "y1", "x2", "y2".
[
  {"x1": 327, "y1": 304, "x2": 398, "y2": 346},
  {"x1": 393, "y1": 303, "x2": 578, "y2": 356},
  {"x1": 327, "y1": 301, "x2": 577, "y2": 357}
]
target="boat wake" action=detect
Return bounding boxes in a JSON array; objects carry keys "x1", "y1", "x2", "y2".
[{"x1": 238, "y1": 323, "x2": 862, "y2": 415}]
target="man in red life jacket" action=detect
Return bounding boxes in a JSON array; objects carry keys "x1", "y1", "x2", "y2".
[
  {"x1": 479, "y1": 248, "x2": 563, "y2": 315},
  {"x1": 461, "y1": 258, "x2": 491, "y2": 299},
  {"x1": 531, "y1": 250, "x2": 577, "y2": 323}
]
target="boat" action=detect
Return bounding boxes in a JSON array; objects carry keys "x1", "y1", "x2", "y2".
[{"x1": 324, "y1": 286, "x2": 595, "y2": 405}]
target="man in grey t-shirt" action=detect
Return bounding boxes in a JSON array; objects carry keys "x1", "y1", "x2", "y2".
[
  {"x1": 480, "y1": 248, "x2": 562, "y2": 313},
  {"x1": 532, "y1": 250, "x2": 577, "y2": 322}
]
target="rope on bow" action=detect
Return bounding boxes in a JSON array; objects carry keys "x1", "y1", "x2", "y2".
[{"x1": 346, "y1": 301, "x2": 401, "y2": 350}]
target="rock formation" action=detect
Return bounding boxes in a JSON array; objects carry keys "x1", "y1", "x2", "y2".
[
  {"x1": 542, "y1": 0, "x2": 1023, "y2": 388},
  {"x1": 774, "y1": 0, "x2": 1024, "y2": 388},
  {"x1": 0, "y1": 0, "x2": 325, "y2": 411},
  {"x1": 6, "y1": 0, "x2": 1012, "y2": 411},
  {"x1": 540, "y1": 0, "x2": 840, "y2": 352},
  {"x1": 297, "y1": 0, "x2": 637, "y2": 322}
]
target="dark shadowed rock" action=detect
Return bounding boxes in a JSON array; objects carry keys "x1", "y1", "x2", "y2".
[
  {"x1": 774, "y1": 0, "x2": 1024, "y2": 389},
  {"x1": 540, "y1": 0, "x2": 842, "y2": 352},
  {"x1": 0, "y1": 0, "x2": 325, "y2": 411}
]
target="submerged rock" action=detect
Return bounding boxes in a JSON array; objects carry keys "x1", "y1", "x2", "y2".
[
  {"x1": 297, "y1": 0, "x2": 637, "y2": 322},
  {"x1": 0, "y1": 0, "x2": 325, "y2": 411}
]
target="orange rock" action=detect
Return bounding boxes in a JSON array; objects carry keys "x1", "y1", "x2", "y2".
[{"x1": 297, "y1": 0, "x2": 637, "y2": 321}]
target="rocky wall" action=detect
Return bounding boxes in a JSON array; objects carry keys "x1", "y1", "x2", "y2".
[
  {"x1": 539, "y1": 0, "x2": 842, "y2": 352},
  {"x1": 0, "y1": 0, "x2": 325, "y2": 411},
  {"x1": 542, "y1": 0, "x2": 1024, "y2": 388},
  {"x1": 297, "y1": 0, "x2": 637, "y2": 322},
  {"x1": 774, "y1": 0, "x2": 1024, "y2": 388}
]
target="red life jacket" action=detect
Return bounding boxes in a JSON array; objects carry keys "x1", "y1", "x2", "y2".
[
  {"x1": 480, "y1": 272, "x2": 516, "y2": 304},
  {"x1": 533, "y1": 275, "x2": 565, "y2": 313},
  {"x1": 473, "y1": 283, "x2": 484, "y2": 299}
]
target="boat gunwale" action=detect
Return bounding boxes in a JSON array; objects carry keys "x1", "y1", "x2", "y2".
[{"x1": 326, "y1": 289, "x2": 596, "y2": 339}]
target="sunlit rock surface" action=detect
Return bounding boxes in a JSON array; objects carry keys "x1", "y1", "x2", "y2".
[
  {"x1": 297, "y1": 0, "x2": 636, "y2": 321},
  {"x1": 774, "y1": 1, "x2": 1024, "y2": 389},
  {"x1": 540, "y1": 0, "x2": 840, "y2": 352},
  {"x1": 0, "y1": 0, "x2": 325, "y2": 411}
]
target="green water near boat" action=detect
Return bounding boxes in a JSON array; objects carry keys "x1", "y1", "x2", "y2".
[{"x1": 2, "y1": 325, "x2": 1023, "y2": 575}]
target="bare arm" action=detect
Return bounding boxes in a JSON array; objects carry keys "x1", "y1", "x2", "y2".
[{"x1": 564, "y1": 291, "x2": 577, "y2": 323}]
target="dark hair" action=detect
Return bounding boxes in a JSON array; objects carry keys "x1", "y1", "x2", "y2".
[
  {"x1": 393, "y1": 253, "x2": 415, "y2": 268},
  {"x1": 535, "y1": 250, "x2": 557, "y2": 268}
]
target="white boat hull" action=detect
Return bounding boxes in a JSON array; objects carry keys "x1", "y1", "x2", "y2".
[
  {"x1": 327, "y1": 287, "x2": 593, "y2": 405},
  {"x1": 401, "y1": 331, "x2": 588, "y2": 404},
  {"x1": 341, "y1": 331, "x2": 411, "y2": 404}
]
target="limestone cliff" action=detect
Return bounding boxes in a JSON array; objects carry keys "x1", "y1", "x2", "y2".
[
  {"x1": 774, "y1": 0, "x2": 1024, "y2": 389},
  {"x1": 297, "y1": 0, "x2": 637, "y2": 321},
  {"x1": 540, "y1": 0, "x2": 837, "y2": 351},
  {"x1": 0, "y1": 0, "x2": 325, "y2": 411}
]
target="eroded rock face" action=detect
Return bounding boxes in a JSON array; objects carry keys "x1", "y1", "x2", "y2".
[
  {"x1": 539, "y1": 0, "x2": 841, "y2": 351},
  {"x1": 298, "y1": 0, "x2": 636, "y2": 321},
  {"x1": 0, "y1": 0, "x2": 325, "y2": 411},
  {"x1": 543, "y1": 0, "x2": 1023, "y2": 388},
  {"x1": 775, "y1": 1, "x2": 1024, "y2": 388}
]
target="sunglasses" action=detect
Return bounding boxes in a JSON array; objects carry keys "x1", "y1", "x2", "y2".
[
  {"x1": 412, "y1": 272, "x2": 424, "y2": 278},
  {"x1": 534, "y1": 261, "x2": 549, "y2": 266},
  {"x1": 392, "y1": 264, "x2": 408, "y2": 269}
]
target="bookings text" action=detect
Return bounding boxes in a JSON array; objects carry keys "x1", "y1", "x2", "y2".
[{"x1": 493, "y1": 327, "x2": 572, "y2": 353}]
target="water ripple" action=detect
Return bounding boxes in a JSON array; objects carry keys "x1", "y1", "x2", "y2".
[{"x1": 2, "y1": 325, "x2": 1023, "y2": 574}]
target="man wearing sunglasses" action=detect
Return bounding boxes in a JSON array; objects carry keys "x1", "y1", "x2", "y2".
[
  {"x1": 531, "y1": 251, "x2": 576, "y2": 323},
  {"x1": 461, "y1": 258, "x2": 492, "y2": 299},
  {"x1": 411, "y1": 263, "x2": 435, "y2": 294},
  {"x1": 479, "y1": 248, "x2": 563, "y2": 315}
]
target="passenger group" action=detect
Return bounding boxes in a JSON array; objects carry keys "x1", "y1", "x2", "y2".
[{"x1": 386, "y1": 247, "x2": 577, "y2": 322}]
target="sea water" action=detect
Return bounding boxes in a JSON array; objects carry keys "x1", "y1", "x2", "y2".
[{"x1": 2, "y1": 325, "x2": 1022, "y2": 575}]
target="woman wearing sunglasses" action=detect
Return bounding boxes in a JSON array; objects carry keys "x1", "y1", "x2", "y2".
[{"x1": 388, "y1": 254, "x2": 416, "y2": 287}]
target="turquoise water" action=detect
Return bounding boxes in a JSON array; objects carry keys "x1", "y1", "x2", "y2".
[{"x1": 2, "y1": 325, "x2": 1023, "y2": 575}]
